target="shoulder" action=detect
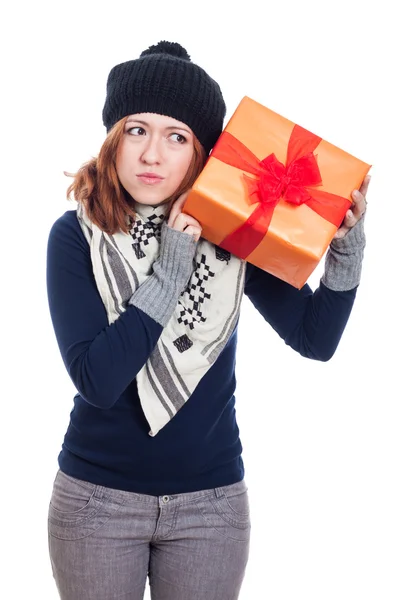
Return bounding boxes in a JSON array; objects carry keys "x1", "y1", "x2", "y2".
[
  {"x1": 47, "y1": 208, "x2": 90, "y2": 268},
  {"x1": 48, "y1": 209, "x2": 86, "y2": 247},
  {"x1": 49, "y1": 208, "x2": 80, "y2": 235}
]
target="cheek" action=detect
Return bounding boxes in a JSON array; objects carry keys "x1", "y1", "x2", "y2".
[{"x1": 172, "y1": 149, "x2": 194, "y2": 182}]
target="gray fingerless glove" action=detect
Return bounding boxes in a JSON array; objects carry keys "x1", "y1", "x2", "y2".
[
  {"x1": 129, "y1": 221, "x2": 197, "y2": 326},
  {"x1": 321, "y1": 213, "x2": 366, "y2": 291}
]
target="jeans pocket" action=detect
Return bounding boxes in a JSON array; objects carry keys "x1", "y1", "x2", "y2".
[
  {"x1": 219, "y1": 488, "x2": 250, "y2": 520},
  {"x1": 48, "y1": 470, "x2": 125, "y2": 541},
  {"x1": 49, "y1": 470, "x2": 99, "y2": 516},
  {"x1": 209, "y1": 488, "x2": 250, "y2": 530},
  {"x1": 194, "y1": 483, "x2": 251, "y2": 542}
]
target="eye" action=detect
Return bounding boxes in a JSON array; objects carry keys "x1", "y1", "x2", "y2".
[
  {"x1": 170, "y1": 133, "x2": 187, "y2": 144},
  {"x1": 127, "y1": 126, "x2": 146, "y2": 136}
]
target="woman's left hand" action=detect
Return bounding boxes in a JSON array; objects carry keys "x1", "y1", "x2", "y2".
[{"x1": 333, "y1": 174, "x2": 371, "y2": 240}]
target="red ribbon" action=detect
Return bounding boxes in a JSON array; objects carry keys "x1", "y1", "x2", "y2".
[{"x1": 211, "y1": 126, "x2": 351, "y2": 259}]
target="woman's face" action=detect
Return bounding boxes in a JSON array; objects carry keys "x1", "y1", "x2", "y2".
[{"x1": 116, "y1": 113, "x2": 195, "y2": 206}]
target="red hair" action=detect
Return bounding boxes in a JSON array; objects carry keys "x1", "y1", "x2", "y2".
[{"x1": 66, "y1": 116, "x2": 207, "y2": 234}]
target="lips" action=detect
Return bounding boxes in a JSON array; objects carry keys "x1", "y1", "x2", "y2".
[{"x1": 137, "y1": 173, "x2": 164, "y2": 185}]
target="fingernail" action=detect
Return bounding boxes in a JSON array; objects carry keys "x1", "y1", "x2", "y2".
[{"x1": 352, "y1": 190, "x2": 359, "y2": 199}]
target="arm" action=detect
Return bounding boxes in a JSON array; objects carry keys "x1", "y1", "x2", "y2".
[
  {"x1": 245, "y1": 216, "x2": 366, "y2": 362},
  {"x1": 244, "y1": 175, "x2": 369, "y2": 361},
  {"x1": 46, "y1": 212, "x2": 196, "y2": 409}
]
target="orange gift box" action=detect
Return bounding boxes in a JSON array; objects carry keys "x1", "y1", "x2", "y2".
[{"x1": 184, "y1": 96, "x2": 371, "y2": 288}]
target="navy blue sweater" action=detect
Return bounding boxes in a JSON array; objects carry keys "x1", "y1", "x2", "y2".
[{"x1": 46, "y1": 210, "x2": 357, "y2": 495}]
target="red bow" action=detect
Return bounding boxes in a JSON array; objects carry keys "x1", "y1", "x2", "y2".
[
  {"x1": 244, "y1": 151, "x2": 322, "y2": 208},
  {"x1": 210, "y1": 126, "x2": 351, "y2": 259}
]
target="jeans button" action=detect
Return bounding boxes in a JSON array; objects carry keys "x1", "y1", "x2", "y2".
[{"x1": 162, "y1": 495, "x2": 170, "y2": 504}]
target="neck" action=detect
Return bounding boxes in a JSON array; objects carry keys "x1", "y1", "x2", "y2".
[{"x1": 134, "y1": 199, "x2": 171, "y2": 219}]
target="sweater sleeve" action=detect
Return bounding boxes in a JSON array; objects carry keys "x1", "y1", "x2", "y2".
[
  {"x1": 244, "y1": 265, "x2": 357, "y2": 362},
  {"x1": 46, "y1": 210, "x2": 164, "y2": 409},
  {"x1": 322, "y1": 213, "x2": 366, "y2": 291},
  {"x1": 129, "y1": 221, "x2": 197, "y2": 326}
]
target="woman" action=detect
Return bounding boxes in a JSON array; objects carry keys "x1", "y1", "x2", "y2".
[{"x1": 46, "y1": 41, "x2": 369, "y2": 600}]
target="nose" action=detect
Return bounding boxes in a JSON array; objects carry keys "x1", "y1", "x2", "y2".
[{"x1": 140, "y1": 134, "x2": 162, "y2": 165}]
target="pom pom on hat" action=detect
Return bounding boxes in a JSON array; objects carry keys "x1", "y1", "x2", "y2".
[{"x1": 140, "y1": 41, "x2": 191, "y2": 61}]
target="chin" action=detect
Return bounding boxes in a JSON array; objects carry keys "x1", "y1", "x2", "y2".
[{"x1": 131, "y1": 190, "x2": 170, "y2": 206}]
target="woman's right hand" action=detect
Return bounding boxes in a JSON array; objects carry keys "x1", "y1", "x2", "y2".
[{"x1": 167, "y1": 192, "x2": 202, "y2": 242}]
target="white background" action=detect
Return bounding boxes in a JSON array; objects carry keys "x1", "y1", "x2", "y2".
[{"x1": 2, "y1": 0, "x2": 399, "y2": 598}]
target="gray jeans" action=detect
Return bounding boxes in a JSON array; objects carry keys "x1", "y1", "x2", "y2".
[{"x1": 48, "y1": 470, "x2": 251, "y2": 599}]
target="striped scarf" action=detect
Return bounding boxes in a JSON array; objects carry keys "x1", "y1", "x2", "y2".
[{"x1": 77, "y1": 201, "x2": 246, "y2": 436}]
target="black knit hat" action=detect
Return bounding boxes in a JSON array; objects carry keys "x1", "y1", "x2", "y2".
[{"x1": 102, "y1": 41, "x2": 226, "y2": 154}]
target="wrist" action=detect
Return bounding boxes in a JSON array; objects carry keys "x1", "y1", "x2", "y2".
[
  {"x1": 159, "y1": 221, "x2": 197, "y2": 288},
  {"x1": 331, "y1": 213, "x2": 366, "y2": 255}
]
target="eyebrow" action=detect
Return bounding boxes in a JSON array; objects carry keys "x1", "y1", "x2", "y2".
[{"x1": 126, "y1": 118, "x2": 192, "y2": 135}]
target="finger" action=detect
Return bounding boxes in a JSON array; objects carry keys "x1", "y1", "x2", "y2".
[
  {"x1": 167, "y1": 191, "x2": 189, "y2": 226},
  {"x1": 351, "y1": 190, "x2": 367, "y2": 219},
  {"x1": 344, "y1": 210, "x2": 361, "y2": 227},
  {"x1": 173, "y1": 213, "x2": 201, "y2": 233},
  {"x1": 174, "y1": 191, "x2": 189, "y2": 212},
  {"x1": 183, "y1": 225, "x2": 202, "y2": 241},
  {"x1": 359, "y1": 174, "x2": 371, "y2": 198},
  {"x1": 333, "y1": 227, "x2": 347, "y2": 240},
  {"x1": 167, "y1": 200, "x2": 183, "y2": 228},
  {"x1": 343, "y1": 209, "x2": 358, "y2": 229}
]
